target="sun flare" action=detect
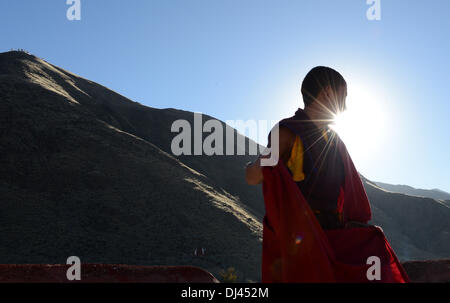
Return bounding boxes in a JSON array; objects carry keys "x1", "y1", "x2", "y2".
[{"x1": 330, "y1": 84, "x2": 387, "y2": 162}]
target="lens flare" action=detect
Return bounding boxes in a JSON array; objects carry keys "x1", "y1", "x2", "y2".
[
  {"x1": 295, "y1": 234, "x2": 303, "y2": 245},
  {"x1": 330, "y1": 84, "x2": 387, "y2": 165}
]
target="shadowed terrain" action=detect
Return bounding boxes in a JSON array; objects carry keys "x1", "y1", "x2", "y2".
[
  {"x1": 362, "y1": 178, "x2": 450, "y2": 260},
  {"x1": 0, "y1": 51, "x2": 448, "y2": 282}
]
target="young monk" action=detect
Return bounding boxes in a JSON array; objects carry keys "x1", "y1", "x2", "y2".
[
  {"x1": 246, "y1": 66, "x2": 355, "y2": 229},
  {"x1": 245, "y1": 66, "x2": 409, "y2": 282}
]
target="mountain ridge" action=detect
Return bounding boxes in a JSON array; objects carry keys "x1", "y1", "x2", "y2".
[{"x1": 374, "y1": 181, "x2": 450, "y2": 201}]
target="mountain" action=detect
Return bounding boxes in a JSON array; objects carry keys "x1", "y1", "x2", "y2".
[
  {"x1": 374, "y1": 181, "x2": 450, "y2": 202},
  {"x1": 0, "y1": 51, "x2": 449, "y2": 282},
  {"x1": 0, "y1": 51, "x2": 262, "y2": 282},
  {"x1": 361, "y1": 178, "x2": 450, "y2": 261}
]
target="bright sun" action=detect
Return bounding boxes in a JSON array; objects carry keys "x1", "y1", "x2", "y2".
[{"x1": 330, "y1": 84, "x2": 387, "y2": 163}]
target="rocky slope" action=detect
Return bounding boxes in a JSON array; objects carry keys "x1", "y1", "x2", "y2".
[{"x1": 0, "y1": 51, "x2": 262, "y2": 282}]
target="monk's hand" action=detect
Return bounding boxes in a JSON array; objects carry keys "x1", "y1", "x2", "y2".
[{"x1": 245, "y1": 158, "x2": 263, "y2": 185}]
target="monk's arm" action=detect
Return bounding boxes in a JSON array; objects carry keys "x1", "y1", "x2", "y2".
[{"x1": 245, "y1": 126, "x2": 295, "y2": 185}]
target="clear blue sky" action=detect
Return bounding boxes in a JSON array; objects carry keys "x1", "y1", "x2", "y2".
[{"x1": 1, "y1": 0, "x2": 449, "y2": 192}]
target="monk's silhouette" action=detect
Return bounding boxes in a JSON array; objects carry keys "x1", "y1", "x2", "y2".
[
  {"x1": 245, "y1": 66, "x2": 409, "y2": 283},
  {"x1": 246, "y1": 66, "x2": 351, "y2": 229}
]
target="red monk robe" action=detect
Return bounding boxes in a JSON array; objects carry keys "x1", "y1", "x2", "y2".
[{"x1": 261, "y1": 139, "x2": 410, "y2": 283}]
